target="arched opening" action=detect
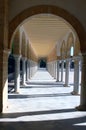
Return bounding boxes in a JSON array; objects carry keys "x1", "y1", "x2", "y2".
[
  {"x1": 5, "y1": 5, "x2": 86, "y2": 124},
  {"x1": 8, "y1": 53, "x2": 15, "y2": 91},
  {"x1": 70, "y1": 45, "x2": 74, "y2": 69},
  {"x1": 8, "y1": 40, "x2": 15, "y2": 93},
  {"x1": 9, "y1": 5, "x2": 86, "y2": 52},
  {"x1": 70, "y1": 46, "x2": 74, "y2": 57},
  {"x1": 8, "y1": 14, "x2": 81, "y2": 114}
]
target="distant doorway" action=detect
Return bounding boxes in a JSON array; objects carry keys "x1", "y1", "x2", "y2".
[{"x1": 38, "y1": 59, "x2": 46, "y2": 68}]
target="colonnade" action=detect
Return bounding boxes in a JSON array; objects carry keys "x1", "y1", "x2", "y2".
[
  {"x1": 9, "y1": 54, "x2": 86, "y2": 111},
  {"x1": 47, "y1": 56, "x2": 81, "y2": 95},
  {"x1": 13, "y1": 55, "x2": 38, "y2": 93},
  {"x1": 47, "y1": 60, "x2": 57, "y2": 79}
]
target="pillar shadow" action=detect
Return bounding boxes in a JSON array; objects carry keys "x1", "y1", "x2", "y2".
[
  {"x1": 0, "y1": 108, "x2": 77, "y2": 118},
  {"x1": 0, "y1": 108, "x2": 86, "y2": 130},
  {"x1": 8, "y1": 92, "x2": 74, "y2": 99}
]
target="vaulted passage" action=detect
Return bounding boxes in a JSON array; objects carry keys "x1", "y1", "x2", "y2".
[
  {"x1": 0, "y1": 1, "x2": 86, "y2": 130},
  {"x1": 8, "y1": 13, "x2": 81, "y2": 98}
]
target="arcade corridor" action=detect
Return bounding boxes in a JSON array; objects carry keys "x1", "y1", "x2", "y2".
[
  {"x1": 0, "y1": 1, "x2": 86, "y2": 130},
  {"x1": 0, "y1": 69, "x2": 86, "y2": 130}
]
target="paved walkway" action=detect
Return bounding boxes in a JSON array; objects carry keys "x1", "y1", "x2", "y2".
[{"x1": 0, "y1": 69, "x2": 86, "y2": 130}]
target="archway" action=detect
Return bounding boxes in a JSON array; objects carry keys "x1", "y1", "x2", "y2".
[
  {"x1": 8, "y1": 53, "x2": 15, "y2": 93},
  {"x1": 9, "y1": 5, "x2": 86, "y2": 53},
  {"x1": 8, "y1": 5, "x2": 86, "y2": 113}
]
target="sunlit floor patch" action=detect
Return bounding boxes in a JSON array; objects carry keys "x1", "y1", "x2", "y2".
[{"x1": 74, "y1": 122, "x2": 86, "y2": 126}]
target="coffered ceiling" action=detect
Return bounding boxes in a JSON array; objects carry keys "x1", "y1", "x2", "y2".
[{"x1": 23, "y1": 14, "x2": 72, "y2": 57}]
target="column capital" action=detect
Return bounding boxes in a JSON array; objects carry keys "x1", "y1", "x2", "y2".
[
  {"x1": 73, "y1": 56, "x2": 82, "y2": 61},
  {"x1": 61, "y1": 60, "x2": 64, "y2": 62},
  {"x1": 27, "y1": 59, "x2": 30, "y2": 63},
  {"x1": 81, "y1": 52, "x2": 86, "y2": 56},
  {"x1": 14, "y1": 54, "x2": 21, "y2": 59},
  {"x1": 22, "y1": 57, "x2": 27, "y2": 61},
  {"x1": 57, "y1": 60, "x2": 60, "y2": 62},
  {"x1": 3, "y1": 49, "x2": 10, "y2": 55},
  {"x1": 65, "y1": 58, "x2": 71, "y2": 62}
]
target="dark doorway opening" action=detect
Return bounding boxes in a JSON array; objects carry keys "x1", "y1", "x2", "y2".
[{"x1": 39, "y1": 59, "x2": 46, "y2": 68}]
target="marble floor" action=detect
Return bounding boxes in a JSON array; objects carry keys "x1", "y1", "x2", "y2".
[{"x1": 0, "y1": 69, "x2": 86, "y2": 130}]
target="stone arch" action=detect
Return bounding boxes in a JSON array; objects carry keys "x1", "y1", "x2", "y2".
[
  {"x1": 21, "y1": 31, "x2": 27, "y2": 57},
  {"x1": 9, "y1": 5, "x2": 86, "y2": 53},
  {"x1": 74, "y1": 37, "x2": 81, "y2": 56},
  {"x1": 12, "y1": 29, "x2": 21, "y2": 55},
  {"x1": 60, "y1": 40, "x2": 66, "y2": 59}
]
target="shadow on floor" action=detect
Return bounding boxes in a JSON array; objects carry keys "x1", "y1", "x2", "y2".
[
  {"x1": 21, "y1": 84, "x2": 63, "y2": 88},
  {"x1": 0, "y1": 109, "x2": 86, "y2": 130},
  {"x1": 0, "y1": 108, "x2": 76, "y2": 118},
  {"x1": 8, "y1": 92, "x2": 74, "y2": 99},
  {"x1": 26, "y1": 81, "x2": 63, "y2": 85}
]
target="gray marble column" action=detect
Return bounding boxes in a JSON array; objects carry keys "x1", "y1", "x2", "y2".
[
  {"x1": 50, "y1": 62, "x2": 53, "y2": 77},
  {"x1": 29, "y1": 60, "x2": 31, "y2": 79},
  {"x1": 71, "y1": 58, "x2": 80, "y2": 95},
  {"x1": 22, "y1": 57, "x2": 26, "y2": 85},
  {"x1": 64, "y1": 59, "x2": 70, "y2": 87},
  {"x1": 76, "y1": 54, "x2": 86, "y2": 111},
  {"x1": 14, "y1": 55, "x2": 21, "y2": 93},
  {"x1": 61, "y1": 60, "x2": 64, "y2": 82},
  {"x1": 53, "y1": 61, "x2": 56, "y2": 79},
  {"x1": 55, "y1": 61, "x2": 57, "y2": 79},
  {"x1": 57, "y1": 60, "x2": 60, "y2": 81},
  {"x1": 28, "y1": 60, "x2": 30, "y2": 80},
  {"x1": 26, "y1": 60, "x2": 28, "y2": 81}
]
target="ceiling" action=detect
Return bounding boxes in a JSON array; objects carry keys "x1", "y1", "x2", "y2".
[{"x1": 23, "y1": 14, "x2": 72, "y2": 58}]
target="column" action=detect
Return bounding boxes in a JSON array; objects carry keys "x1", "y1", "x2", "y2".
[
  {"x1": 29, "y1": 60, "x2": 33, "y2": 78},
  {"x1": 57, "y1": 60, "x2": 60, "y2": 81},
  {"x1": 26, "y1": 60, "x2": 28, "y2": 81},
  {"x1": 0, "y1": 0, "x2": 9, "y2": 112},
  {"x1": 64, "y1": 59, "x2": 70, "y2": 87},
  {"x1": 61, "y1": 60, "x2": 64, "y2": 82},
  {"x1": 53, "y1": 61, "x2": 56, "y2": 79},
  {"x1": 26, "y1": 59, "x2": 30, "y2": 81},
  {"x1": 55, "y1": 61, "x2": 57, "y2": 80},
  {"x1": 76, "y1": 54, "x2": 86, "y2": 111},
  {"x1": 30, "y1": 60, "x2": 32, "y2": 78},
  {"x1": 51, "y1": 62, "x2": 53, "y2": 77},
  {"x1": 54, "y1": 61, "x2": 57, "y2": 79},
  {"x1": 14, "y1": 55, "x2": 21, "y2": 93},
  {"x1": 0, "y1": 50, "x2": 9, "y2": 112},
  {"x1": 71, "y1": 58, "x2": 80, "y2": 95},
  {"x1": 22, "y1": 57, "x2": 26, "y2": 85}
]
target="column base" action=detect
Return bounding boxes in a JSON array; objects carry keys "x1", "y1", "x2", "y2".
[
  {"x1": 64, "y1": 84, "x2": 70, "y2": 87},
  {"x1": 76, "y1": 105, "x2": 86, "y2": 111},
  {"x1": 1, "y1": 105, "x2": 8, "y2": 113},
  {"x1": 26, "y1": 78, "x2": 29, "y2": 81},
  {"x1": 71, "y1": 91, "x2": 79, "y2": 95},
  {"x1": 14, "y1": 91, "x2": 19, "y2": 94},
  {"x1": 56, "y1": 80, "x2": 59, "y2": 82}
]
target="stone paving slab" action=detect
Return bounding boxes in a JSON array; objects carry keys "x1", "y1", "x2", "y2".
[{"x1": 0, "y1": 69, "x2": 86, "y2": 130}]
